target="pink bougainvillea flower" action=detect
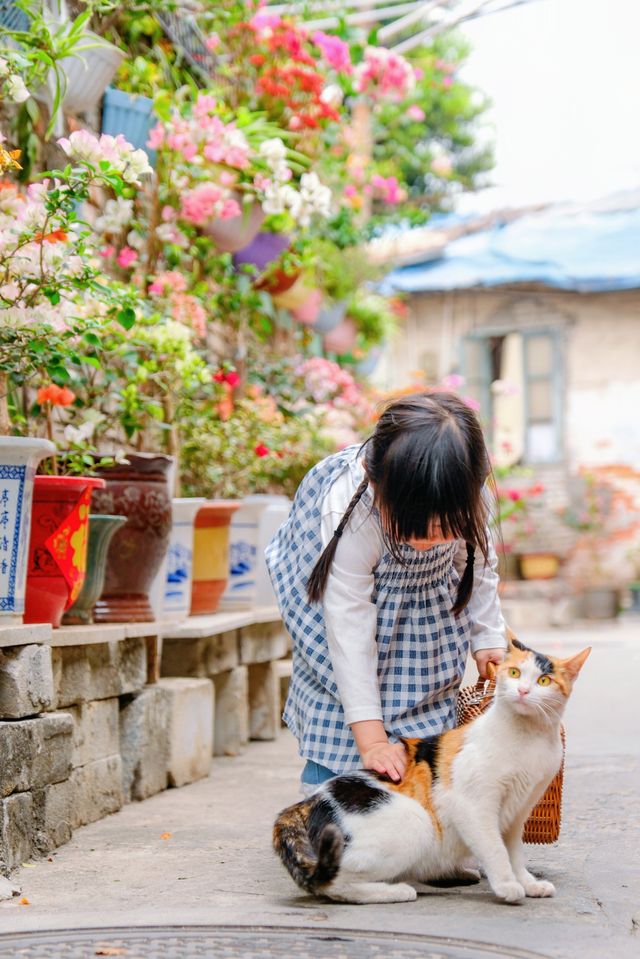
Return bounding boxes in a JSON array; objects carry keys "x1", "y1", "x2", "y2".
[
  {"x1": 205, "y1": 32, "x2": 221, "y2": 51},
  {"x1": 312, "y1": 31, "x2": 352, "y2": 73},
  {"x1": 37, "y1": 384, "x2": 76, "y2": 407},
  {"x1": 406, "y1": 104, "x2": 426, "y2": 122},
  {"x1": 462, "y1": 395, "x2": 481, "y2": 411},
  {"x1": 441, "y1": 373, "x2": 464, "y2": 389},
  {"x1": 254, "y1": 443, "x2": 270, "y2": 458},
  {"x1": 116, "y1": 246, "x2": 138, "y2": 269},
  {"x1": 99, "y1": 245, "x2": 115, "y2": 258},
  {"x1": 147, "y1": 124, "x2": 165, "y2": 151}
]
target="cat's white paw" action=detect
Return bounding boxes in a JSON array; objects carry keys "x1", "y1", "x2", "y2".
[
  {"x1": 393, "y1": 883, "x2": 419, "y2": 902},
  {"x1": 523, "y1": 879, "x2": 555, "y2": 898},
  {"x1": 493, "y1": 880, "x2": 525, "y2": 903}
]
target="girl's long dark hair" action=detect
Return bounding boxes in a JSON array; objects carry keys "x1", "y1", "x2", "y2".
[{"x1": 307, "y1": 391, "x2": 492, "y2": 615}]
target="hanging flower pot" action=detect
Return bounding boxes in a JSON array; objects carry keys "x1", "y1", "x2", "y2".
[
  {"x1": 91, "y1": 454, "x2": 173, "y2": 623},
  {"x1": 191, "y1": 500, "x2": 241, "y2": 615},
  {"x1": 356, "y1": 346, "x2": 383, "y2": 377},
  {"x1": 221, "y1": 495, "x2": 291, "y2": 610},
  {"x1": 24, "y1": 475, "x2": 106, "y2": 628},
  {"x1": 203, "y1": 199, "x2": 266, "y2": 254},
  {"x1": 62, "y1": 514, "x2": 126, "y2": 626},
  {"x1": 232, "y1": 232, "x2": 290, "y2": 275},
  {"x1": 36, "y1": 37, "x2": 125, "y2": 115},
  {"x1": 101, "y1": 87, "x2": 155, "y2": 159},
  {"x1": 322, "y1": 316, "x2": 358, "y2": 354},
  {"x1": 272, "y1": 273, "x2": 315, "y2": 311},
  {"x1": 0, "y1": 437, "x2": 55, "y2": 625},
  {"x1": 292, "y1": 288, "x2": 323, "y2": 326},
  {"x1": 313, "y1": 299, "x2": 347, "y2": 334},
  {"x1": 149, "y1": 497, "x2": 205, "y2": 622}
]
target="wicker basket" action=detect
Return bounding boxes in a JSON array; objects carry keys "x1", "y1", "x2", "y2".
[{"x1": 457, "y1": 677, "x2": 565, "y2": 844}]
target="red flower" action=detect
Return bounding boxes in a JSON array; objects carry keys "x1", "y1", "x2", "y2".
[
  {"x1": 254, "y1": 443, "x2": 270, "y2": 458},
  {"x1": 214, "y1": 370, "x2": 226, "y2": 383},
  {"x1": 37, "y1": 384, "x2": 76, "y2": 407},
  {"x1": 507, "y1": 489, "x2": 521, "y2": 502},
  {"x1": 225, "y1": 370, "x2": 240, "y2": 388}
]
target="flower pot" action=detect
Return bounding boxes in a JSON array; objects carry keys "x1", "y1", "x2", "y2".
[
  {"x1": 221, "y1": 495, "x2": 290, "y2": 610},
  {"x1": 628, "y1": 583, "x2": 640, "y2": 614},
  {"x1": 60, "y1": 37, "x2": 125, "y2": 114},
  {"x1": 190, "y1": 500, "x2": 241, "y2": 615},
  {"x1": 583, "y1": 587, "x2": 619, "y2": 620},
  {"x1": 204, "y1": 200, "x2": 266, "y2": 254},
  {"x1": 517, "y1": 552, "x2": 560, "y2": 581},
  {"x1": 232, "y1": 232, "x2": 290, "y2": 275},
  {"x1": 323, "y1": 316, "x2": 358, "y2": 354},
  {"x1": 272, "y1": 273, "x2": 315, "y2": 310},
  {"x1": 292, "y1": 288, "x2": 322, "y2": 326},
  {"x1": 102, "y1": 87, "x2": 155, "y2": 161},
  {"x1": 149, "y1": 497, "x2": 205, "y2": 622},
  {"x1": 24, "y1": 475, "x2": 105, "y2": 628},
  {"x1": 0, "y1": 437, "x2": 55, "y2": 624},
  {"x1": 356, "y1": 346, "x2": 383, "y2": 377},
  {"x1": 91, "y1": 454, "x2": 173, "y2": 623},
  {"x1": 313, "y1": 299, "x2": 346, "y2": 334},
  {"x1": 62, "y1": 514, "x2": 126, "y2": 625}
]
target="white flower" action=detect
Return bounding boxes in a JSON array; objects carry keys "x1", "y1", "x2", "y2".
[
  {"x1": 259, "y1": 138, "x2": 287, "y2": 162},
  {"x1": 6, "y1": 74, "x2": 30, "y2": 103},
  {"x1": 0, "y1": 59, "x2": 9, "y2": 78},
  {"x1": 320, "y1": 84, "x2": 343, "y2": 108},
  {"x1": 95, "y1": 197, "x2": 134, "y2": 234},
  {"x1": 64, "y1": 421, "x2": 96, "y2": 445}
]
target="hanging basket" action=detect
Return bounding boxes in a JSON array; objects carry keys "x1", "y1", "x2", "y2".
[
  {"x1": 204, "y1": 200, "x2": 266, "y2": 254},
  {"x1": 232, "y1": 231, "x2": 289, "y2": 273},
  {"x1": 272, "y1": 273, "x2": 315, "y2": 311},
  {"x1": 313, "y1": 299, "x2": 347, "y2": 334},
  {"x1": 292, "y1": 288, "x2": 323, "y2": 326},
  {"x1": 322, "y1": 316, "x2": 358, "y2": 354},
  {"x1": 102, "y1": 87, "x2": 155, "y2": 159},
  {"x1": 59, "y1": 38, "x2": 125, "y2": 114}
]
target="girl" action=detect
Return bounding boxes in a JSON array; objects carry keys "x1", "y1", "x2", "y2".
[{"x1": 266, "y1": 391, "x2": 507, "y2": 793}]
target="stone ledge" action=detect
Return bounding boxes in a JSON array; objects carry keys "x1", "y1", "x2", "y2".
[
  {"x1": 0, "y1": 624, "x2": 52, "y2": 649},
  {"x1": 48, "y1": 624, "x2": 127, "y2": 647},
  {"x1": 161, "y1": 605, "x2": 280, "y2": 640}
]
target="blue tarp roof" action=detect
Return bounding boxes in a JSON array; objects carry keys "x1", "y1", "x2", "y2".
[{"x1": 384, "y1": 204, "x2": 640, "y2": 294}]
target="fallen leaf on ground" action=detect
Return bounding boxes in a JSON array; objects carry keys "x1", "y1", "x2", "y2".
[
  {"x1": 160, "y1": 832, "x2": 172, "y2": 840},
  {"x1": 95, "y1": 948, "x2": 127, "y2": 956},
  {"x1": 21, "y1": 863, "x2": 36, "y2": 868},
  {"x1": 18, "y1": 897, "x2": 30, "y2": 906}
]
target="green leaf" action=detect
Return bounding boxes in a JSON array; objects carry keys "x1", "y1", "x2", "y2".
[{"x1": 116, "y1": 307, "x2": 136, "y2": 330}]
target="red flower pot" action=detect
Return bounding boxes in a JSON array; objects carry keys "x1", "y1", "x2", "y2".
[
  {"x1": 24, "y1": 475, "x2": 106, "y2": 628},
  {"x1": 191, "y1": 501, "x2": 241, "y2": 615}
]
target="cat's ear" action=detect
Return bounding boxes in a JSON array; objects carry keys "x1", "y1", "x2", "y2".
[
  {"x1": 560, "y1": 647, "x2": 591, "y2": 682},
  {"x1": 505, "y1": 626, "x2": 520, "y2": 652}
]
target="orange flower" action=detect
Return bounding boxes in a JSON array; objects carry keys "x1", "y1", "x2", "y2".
[
  {"x1": 33, "y1": 229, "x2": 69, "y2": 244},
  {"x1": 37, "y1": 384, "x2": 76, "y2": 407}
]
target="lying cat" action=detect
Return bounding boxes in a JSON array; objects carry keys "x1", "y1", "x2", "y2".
[{"x1": 273, "y1": 637, "x2": 590, "y2": 904}]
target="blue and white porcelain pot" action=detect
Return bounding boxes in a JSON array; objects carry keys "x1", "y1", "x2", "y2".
[
  {"x1": 221, "y1": 494, "x2": 291, "y2": 610},
  {"x1": 0, "y1": 436, "x2": 55, "y2": 624}
]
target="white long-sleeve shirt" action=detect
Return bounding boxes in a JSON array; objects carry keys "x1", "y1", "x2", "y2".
[{"x1": 320, "y1": 454, "x2": 507, "y2": 726}]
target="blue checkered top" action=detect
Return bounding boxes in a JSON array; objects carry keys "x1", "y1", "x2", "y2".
[{"x1": 265, "y1": 445, "x2": 471, "y2": 772}]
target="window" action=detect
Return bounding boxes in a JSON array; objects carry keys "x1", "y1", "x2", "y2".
[{"x1": 462, "y1": 328, "x2": 563, "y2": 464}]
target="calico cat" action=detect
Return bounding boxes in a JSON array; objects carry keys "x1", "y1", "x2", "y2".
[{"x1": 273, "y1": 637, "x2": 590, "y2": 904}]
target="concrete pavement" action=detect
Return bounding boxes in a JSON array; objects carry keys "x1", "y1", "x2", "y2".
[{"x1": 1, "y1": 619, "x2": 639, "y2": 958}]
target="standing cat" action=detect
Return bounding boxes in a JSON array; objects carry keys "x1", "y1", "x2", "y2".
[{"x1": 273, "y1": 638, "x2": 590, "y2": 904}]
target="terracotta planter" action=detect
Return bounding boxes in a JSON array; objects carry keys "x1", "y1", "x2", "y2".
[
  {"x1": 204, "y1": 199, "x2": 265, "y2": 253},
  {"x1": 91, "y1": 454, "x2": 173, "y2": 623},
  {"x1": 518, "y1": 552, "x2": 560, "y2": 581},
  {"x1": 24, "y1": 475, "x2": 105, "y2": 628},
  {"x1": 62, "y1": 514, "x2": 126, "y2": 626},
  {"x1": 190, "y1": 500, "x2": 241, "y2": 615},
  {"x1": 323, "y1": 316, "x2": 358, "y2": 354},
  {"x1": 0, "y1": 437, "x2": 56, "y2": 624},
  {"x1": 272, "y1": 273, "x2": 315, "y2": 310},
  {"x1": 292, "y1": 288, "x2": 323, "y2": 326},
  {"x1": 221, "y1": 495, "x2": 291, "y2": 610}
]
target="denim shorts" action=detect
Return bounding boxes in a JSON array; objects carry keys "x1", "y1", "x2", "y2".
[{"x1": 300, "y1": 759, "x2": 336, "y2": 787}]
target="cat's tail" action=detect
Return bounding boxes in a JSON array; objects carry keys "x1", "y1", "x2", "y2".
[{"x1": 273, "y1": 799, "x2": 344, "y2": 893}]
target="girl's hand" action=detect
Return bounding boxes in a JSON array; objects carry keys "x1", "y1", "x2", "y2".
[
  {"x1": 361, "y1": 741, "x2": 408, "y2": 782},
  {"x1": 474, "y1": 647, "x2": 506, "y2": 679}
]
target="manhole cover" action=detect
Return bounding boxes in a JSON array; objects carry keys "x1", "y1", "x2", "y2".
[{"x1": 0, "y1": 925, "x2": 550, "y2": 959}]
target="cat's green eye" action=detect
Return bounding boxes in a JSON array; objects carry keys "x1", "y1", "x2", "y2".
[
  {"x1": 537, "y1": 675, "x2": 552, "y2": 686},
  {"x1": 508, "y1": 667, "x2": 521, "y2": 678}
]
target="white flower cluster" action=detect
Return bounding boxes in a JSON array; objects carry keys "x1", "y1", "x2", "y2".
[
  {"x1": 0, "y1": 58, "x2": 30, "y2": 103},
  {"x1": 58, "y1": 130, "x2": 152, "y2": 185},
  {"x1": 94, "y1": 198, "x2": 134, "y2": 235},
  {"x1": 257, "y1": 138, "x2": 332, "y2": 227}
]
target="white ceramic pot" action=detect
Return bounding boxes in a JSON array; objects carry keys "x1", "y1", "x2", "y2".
[
  {"x1": 0, "y1": 436, "x2": 55, "y2": 624},
  {"x1": 61, "y1": 38, "x2": 125, "y2": 114},
  {"x1": 163, "y1": 497, "x2": 206, "y2": 621},
  {"x1": 221, "y1": 495, "x2": 291, "y2": 609}
]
